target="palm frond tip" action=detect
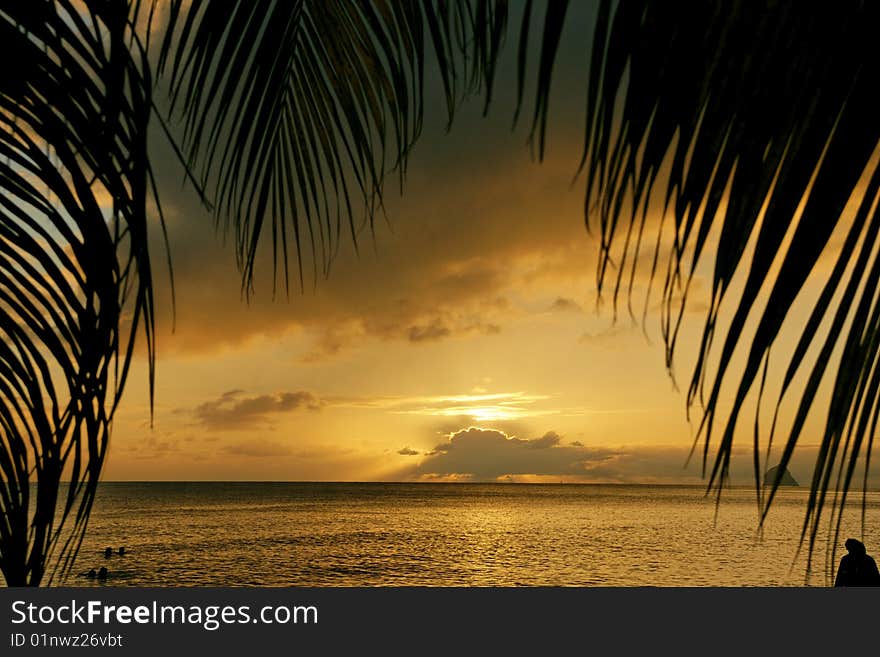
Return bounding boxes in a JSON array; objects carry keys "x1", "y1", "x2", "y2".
[{"x1": 581, "y1": 1, "x2": 880, "y2": 563}]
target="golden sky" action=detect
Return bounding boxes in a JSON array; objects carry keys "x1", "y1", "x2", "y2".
[{"x1": 98, "y1": 5, "x2": 878, "y2": 487}]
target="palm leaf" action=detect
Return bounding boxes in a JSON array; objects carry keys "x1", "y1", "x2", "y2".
[
  {"x1": 572, "y1": 0, "x2": 880, "y2": 571},
  {"x1": 153, "y1": 0, "x2": 508, "y2": 293},
  {"x1": 0, "y1": 0, "x2": 157, "y2": 585}
]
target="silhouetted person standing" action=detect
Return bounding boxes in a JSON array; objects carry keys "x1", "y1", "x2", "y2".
[{"x1": 834, "y1": 538, "x2": 880, "y2": 586}]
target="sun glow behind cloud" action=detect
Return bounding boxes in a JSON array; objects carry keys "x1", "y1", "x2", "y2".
[{"x1": 389, "y1": 392, "x2": 553, "y2": 422}]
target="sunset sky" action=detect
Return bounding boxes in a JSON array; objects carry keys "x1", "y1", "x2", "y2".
[{"x1": 99, "y1": 4, "x2": 877, "y2": 486}]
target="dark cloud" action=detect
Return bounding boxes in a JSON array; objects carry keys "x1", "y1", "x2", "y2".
[
  {"x1": 577, "y1": 325, "x2": 644, "y2": 350},
  {"x1": 549, "y1": 297, "x2": 582, "y2": 312},
  {"x1": 222, "y1": 441, "x2": 292, "y2": 458},
  {"x1": 397, "y1": 447, "x2": 420, "y2": 456},
  {"x1": 408, "y1": 319, "x2": 451, "y2": 343},
  {"x1": 528, "y1": 431, "x2": 561, "y2": 449},
  {"x1": 405, "y1": 318, "x2": 498, "y2": 344},
  {"x1": 402, "y1": 317, "x2": 499, "y2": 344},
  {"x1": 194, "y1": 390, "x2": 323, "y2": 430},
  {"x1": 401, "y1": 428, "x2": 856, "y2": 484},
  {"x1": 121, "y1": 430, "x2": 181, "y2": 461},
  {"x1": 302, "y1": 301, "x2": 509, "y2": 361},
  {"x1": 420, "y1": 435, "x2": 880, "y2": 486},
  {"x1": 408, "y1": 427, "x2": 619, "y2": 480}
]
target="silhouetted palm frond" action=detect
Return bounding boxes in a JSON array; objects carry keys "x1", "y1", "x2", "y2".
[
  {"x1": 574, "y1": 0, "x2": 880, "y2": 569},
  {"x1": 5, "y1": 0, "x2": 879, "y2": 586},
  {"x1": 154, "y1": 0, "x2": 508, "y2": 293},
  {"x1": 0, "y1": 0, "x2": 157, "y2": 584}
]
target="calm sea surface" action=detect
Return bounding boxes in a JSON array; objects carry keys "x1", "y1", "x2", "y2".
[{"x1": 62, "y1": 483, "x2": 880, "y2": 587}]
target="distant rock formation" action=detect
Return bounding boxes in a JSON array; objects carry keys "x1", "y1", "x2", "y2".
[{"x1": 764, "y1": 464, "x2": 799, "y2": 487}]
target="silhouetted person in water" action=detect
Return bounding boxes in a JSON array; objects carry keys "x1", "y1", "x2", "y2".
[
  {"x1": 834, "y1": 538, "x2": 880, "y2": 586},
  {"x1": 118, "y1": 547, "x2": 125, "y2": 556},
  {"x1": 97, "y1": 567, "x2": 108, "y2": 580},
  {"x1": 104, "y1": 547, "x2": 112, "y2": 558},
  {"x1": 85, "y1": 569, "x2": 97, "y2": 579}
]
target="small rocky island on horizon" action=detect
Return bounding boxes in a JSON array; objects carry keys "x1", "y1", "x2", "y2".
[{"x1": 764, "y1": 464, "x2": 799, "y2": 487}]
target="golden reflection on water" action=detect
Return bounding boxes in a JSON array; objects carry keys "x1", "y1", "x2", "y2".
[{"x1": 67, "y1": 483, "x2": 880, "y2": 587}]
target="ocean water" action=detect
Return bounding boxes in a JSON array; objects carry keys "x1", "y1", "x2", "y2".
[{"x1": 62, "y1": 482, "x2": 880, "y2": 587}]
